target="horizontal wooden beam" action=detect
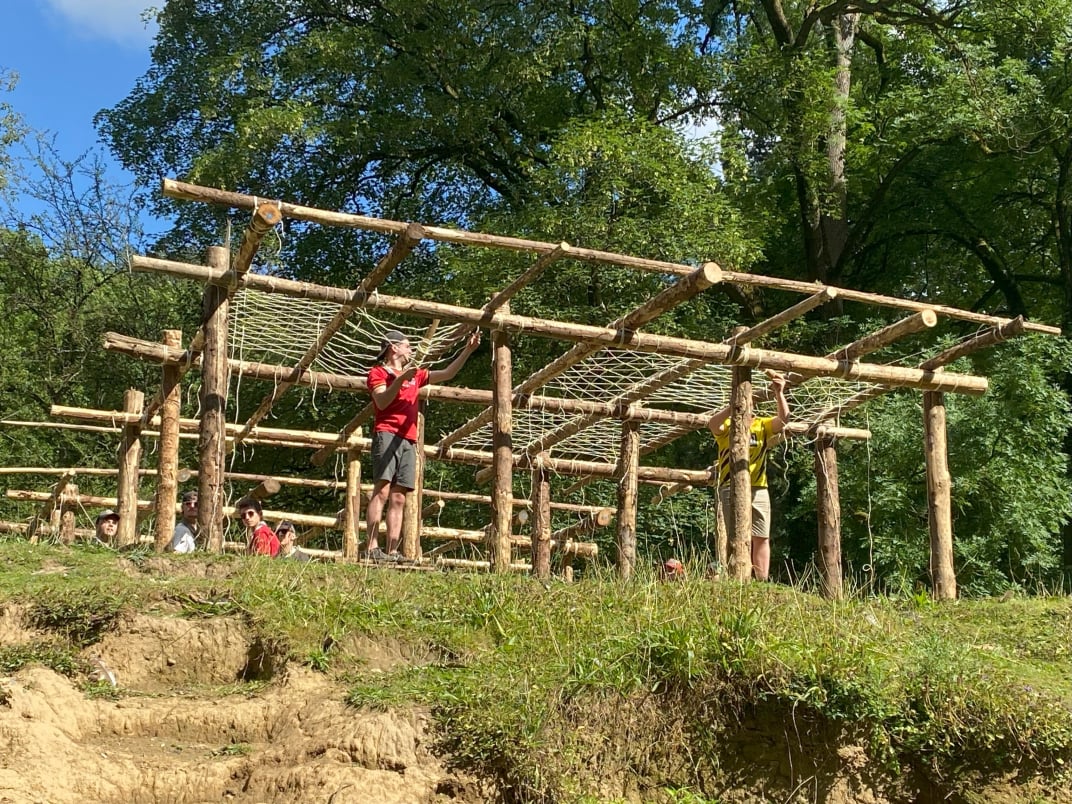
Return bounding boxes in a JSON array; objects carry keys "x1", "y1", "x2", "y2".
[
  {"x1": 162, "y1": 178, "x2": 1060, "y2": 335},
  {"x1": 128, "y1": 256, "x2": 989, "y2": 395}
]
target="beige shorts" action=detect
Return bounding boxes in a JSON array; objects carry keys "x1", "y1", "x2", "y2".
[{"x1": 718, "y1": 487, "x2": 772, "y2": 541}]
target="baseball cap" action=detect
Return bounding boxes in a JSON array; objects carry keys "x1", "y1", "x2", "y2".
[
  {"x1": 375, "y1": 329, "x2": 407, "y2": 362},
  {"x1": 181, "y1": 490, "x2": 198, "y2": 503},
  {"x1": 276, "y1": 520, "x2": 295, "y2": 535},
  {"x1": 96, "y1": 509, "x2": 119, "y2": 523}
]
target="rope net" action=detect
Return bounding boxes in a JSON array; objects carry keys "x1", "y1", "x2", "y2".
[
  {"x1": 223, "y1": 285, "x2": 992, "y2": 469},
  {"x1": 229, "y1": 288, "x2": 473, "y2": 378}
]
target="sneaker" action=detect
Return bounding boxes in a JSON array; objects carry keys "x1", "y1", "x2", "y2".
[
  {"x1": 387, "y1": 551, "x2": 408, "y2": 564},
  {"x1": 363, "y1": 547, "x2": 390, "y2": 563}
]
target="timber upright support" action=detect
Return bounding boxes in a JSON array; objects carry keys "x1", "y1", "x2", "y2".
[
  {"x1": 924, "y1": 391, "x2": 957, "y2": 600},
  {"x1": 814, "y1": 434, "x2": 843, "y2": 599},
  {"x1": 401, "y1": 402, "x2": 426, "y2": 560},
  {"x1": 616, "y1": 420, "x2": 640, "y2": 579},
  {"x1": 343, "y1": 444, "x2": 361, "y2": 559},
  {"x1": 116, "y1": 388, "x2": 144, "y2": 548},
  {"x1": 490, "y1": 303, "x2": 514, "y2": 572},
  {"x1": 198, "y1": 246, "x2": 231, "y2": 552},
  {"x1": 531, "y1": 456, "x2": 552, "y2": 580},
  {"x1": 154, "y1": 329, "x2": 183, "y2": 552},
  {"x1": 59, "y1": 483, "x2": 79, "y2": 544},
  {"x1": 727, "y1": 365, "x2": 754, "y2": 581}
]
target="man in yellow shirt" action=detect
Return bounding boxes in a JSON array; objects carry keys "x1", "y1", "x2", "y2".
[{"x1": 708, "y1": 372, "x2": 790, "y2": 581}]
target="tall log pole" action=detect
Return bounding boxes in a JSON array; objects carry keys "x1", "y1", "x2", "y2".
[
  {"x1": 814, "y1": 435, "x2": 843, "y2": 600},
  {"x1": 490, "y1": 303, "x2": 514, "y2": 572},
  {"x1": 401, "y1": 402, "x2": 426, "y2": 560},
  {"x1": 531, "y1": 457, "x2": 552, "y2": 580},
  {"x1": 154, "y1": 329, "x2": 183, "y2": 552},
  {"x1": 616, "y1": 420, "x2": 640, "y2": 580},
  {"x1": 198, "y1": 246, "x2": 231, "y2": 552},
  {"x1": 727, "y1": 365, "x2": 753, "y2": 581},
  {"x1": 59, "y1": 483, "x2": 78, "y2": 545},
  {"x1": 343, "y1": 445, "x2": 361, "y2": 559},
  {"x1": 924, "y1": 392, "x2": 957, "y2": 600},
  {"x1": 116, "y1": 389, "x2": 144, "y2": 548}
]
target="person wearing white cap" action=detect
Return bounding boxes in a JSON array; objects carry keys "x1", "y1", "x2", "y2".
[
  {"x1": 364, "y1": 328, "x2": 481, "y2": 562},
  {"x1": 95, "y1": 510, "x2": 120, "y2": 545}
]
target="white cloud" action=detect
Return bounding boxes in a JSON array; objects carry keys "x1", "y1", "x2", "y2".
[{"x1": 43, "y1": 0, "x2": 158, "y2": 47}]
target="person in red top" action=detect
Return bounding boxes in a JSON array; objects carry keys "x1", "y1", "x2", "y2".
[
  {"x1": 237, "y1": 497, "x2": 280, "y2": 557},
  {"x1": 365, "y1": 328, "x2": 481, "y2": 562}
]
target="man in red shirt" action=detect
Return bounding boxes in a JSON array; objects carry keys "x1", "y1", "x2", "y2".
[
  {"x1": 365, "y1": 328, "x2": 481, "y2": 562},
  {"x1": 237, "y1": 496, "x2": 280, "y2": 557}
]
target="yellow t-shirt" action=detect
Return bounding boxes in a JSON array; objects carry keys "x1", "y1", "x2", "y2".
[{"x1": 715, "y1": 417, "x2": 776, "y2": 488}]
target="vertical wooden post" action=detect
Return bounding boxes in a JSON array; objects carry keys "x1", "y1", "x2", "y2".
[
  {"x1": 116, "y1": 389, "x2": 144, "y2": 548},
  {"x1": 59, "y1": 484, "x2": 78, "y2": 545},
  {"x1": 814, "y1": 435, "x2": 843, "y2": 600},
  {"x1": 198, "y1": 246, "x2": 231, "y2": 553},
  {"x1": 924, "y1": 391, "x2": 957, "y2": 600},
  {"x1": 490, "y1": 303, "x2": 514, "y2": 573},
  {"x1": 401, "y1": 403, "x2": 426, "y2": 560},
  {"x1": 616, "y1": 420, "x2": 640, "y2": 580},
  {"x1": 531, "y1": 456, "x2": 552, "y2": 580},
  {"x1": 727, "y1": 365, "x2": 753, "y2": 581},
  {"x1": 154, "y1": 329, "x2": 183, "y2": 552},
  {"x1": 343, "y1": 444, "x2": 362, "y2": 559}
]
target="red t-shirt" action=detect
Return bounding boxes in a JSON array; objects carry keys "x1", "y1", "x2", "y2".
[
  {"x1": 249, "y1": 522, "x2": 280, "y2": 557},
  {"x1": 367, "y1": 365, "x2": 429, "y2": 442}
]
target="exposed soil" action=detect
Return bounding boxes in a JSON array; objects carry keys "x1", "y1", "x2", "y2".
[
  {"x1": 0, "y1": 592, "x2": 1067, "y2": 803},
  {"x1": 0, "y1": 612, "x2": 489, "y2": 804}
]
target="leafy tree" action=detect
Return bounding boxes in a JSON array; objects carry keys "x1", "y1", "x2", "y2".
[{"x1": 0, "y1": 138, "x2": 193, "y2": 515}]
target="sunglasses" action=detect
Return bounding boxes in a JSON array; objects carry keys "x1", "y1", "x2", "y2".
[{"x1": 240, "y1": 510, "x2": 258, "y2": 519}]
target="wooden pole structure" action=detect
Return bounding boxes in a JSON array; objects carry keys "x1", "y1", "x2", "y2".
[
  {"x1": 44, "y1": 407, "x2": 718, "y2": 483},
  {"x1": 814, "y1": 434, "x2": 843, "y2": 600},
  {"x1": 248, "y1": 478, "x2": 282, "y2": 501},
  {"x1": 28, "y1": 469, "x2": 76, "y2": 542},
  {"x1": 129, "y1": 254, "x2": 990, "y2": 396},
  {"x1": 401, "y1": 402, "x2": 426, "y2": 560},
  {"x1": 115, "y1": 388, "x2": 144, "y2": 548},
  {"x1": 198, "y1": 245, "x2": 231, "y2": 552},
  {"x1": 160, "y1": 178, "x2": 1060, "y2": 335},
  {"x1": 616, "y1": 420, "x2": 640, "y2": 580},
  {"x1": 232, "y1": 223, "x2": 423, "y2": 450},
  {"x1": 924, "y1": 391, "x2": 957, "y2": 600},
  {"x1": 0, "y1": 465, "x2": 347, "y2": 490},
  {"x1": 806, "y1": 316, "x2": 1029, "y2": 430},
  {"x1": 133, "y1": 205, "x2": 279, "y2": 430},
  {"x1": 422, "y1": 499, "x2": 445, "y2": 519},
  {"x1": 343, "y1": 445, "x2": 361, "y2": 559},
  {"x1": 154, "y1": 329, "x2": 183, "y2": 552},
  {"x1": 438, "y1": 261, "x2": 726, "y2": 451},
  {"x1": 727, "y1": 365, "x2": 753, "y2": 581},
  {"x1": 531, "y1": 456, "x2": 552, "y2": 580},
  {"x1": 489, "y1": 302, "x2": 514, "y2": 572},
  {"x1": 59, "y1": 483, "x2": 78, "y2": 545}
]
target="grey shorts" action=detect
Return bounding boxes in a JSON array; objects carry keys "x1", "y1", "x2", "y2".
[
  {"x1": 718, "y1": 486, "x2": 772, "y2": 541},
  {"x1": 372, "y1": 431, "x2": 417, "y2": 490}
]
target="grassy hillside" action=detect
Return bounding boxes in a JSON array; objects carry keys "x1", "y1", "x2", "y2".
[{"x1": 0, "y1": 540, "x2": 1069, "y2": 803}]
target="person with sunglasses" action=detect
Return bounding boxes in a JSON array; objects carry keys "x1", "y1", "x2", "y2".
[
  {"x1": 236, "y1": 497, "x2": 279, "y2": 557},
  {"x1": 276, "y1": 520, "x2": 310, "y2": 562}
]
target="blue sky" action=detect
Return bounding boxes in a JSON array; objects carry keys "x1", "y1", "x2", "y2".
[{"x1": 2, "y1": 0, "x2": 156, "y2": 180}]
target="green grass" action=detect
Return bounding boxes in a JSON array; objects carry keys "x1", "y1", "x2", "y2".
[{"x1": 0, "y1": 539, "x2": 1069, "y2": 801}]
